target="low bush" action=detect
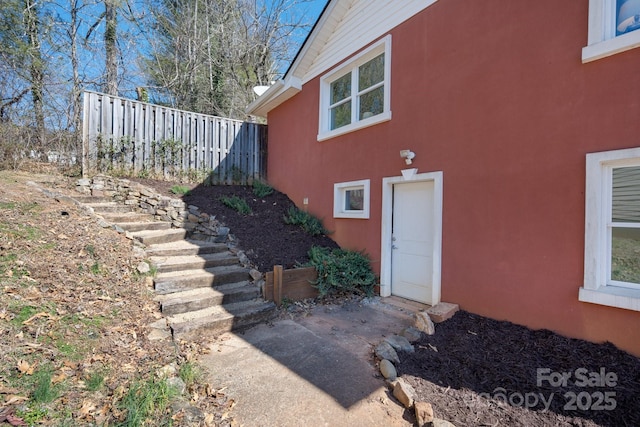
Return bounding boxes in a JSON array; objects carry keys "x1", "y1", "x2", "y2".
[
  {"x1": 283, "y1": 207, "x2": 329, "y2": 236},
  {"x1": 252, "y1": 180, "x2": 274, "y2": 198},
  {"x1": 220, "y1": 195, "x2": 252, "y2": 214},
  {"x1": 169, "y1": 185, "x2": 191, "y2": 196},
  {"x1": 304, "y1": 246, "x2": 376, "y2": 297}
]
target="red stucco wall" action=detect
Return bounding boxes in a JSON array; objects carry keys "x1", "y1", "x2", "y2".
[{"x1": 265, "y1": 0, "x2": 640, "y2": 356}]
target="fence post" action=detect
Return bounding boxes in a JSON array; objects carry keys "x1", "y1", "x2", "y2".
[{"x1": 274, "y1": 265, "x2": 283, "y2": 306}]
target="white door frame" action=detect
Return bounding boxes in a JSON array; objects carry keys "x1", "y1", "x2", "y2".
[{"x1": 380, "y1": 171, "x2": 443, "y2": 304}]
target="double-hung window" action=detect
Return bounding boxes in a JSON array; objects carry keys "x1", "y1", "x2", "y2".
[
  {"x1": 583, "y1": 0, "x2": 640, "y2": 62},
  {"x1": 318, "y1": 35, "x2": 391, "y2": 141},
  {"x1": 580, "y1": 147, "x2": 640, "y2": 311}
]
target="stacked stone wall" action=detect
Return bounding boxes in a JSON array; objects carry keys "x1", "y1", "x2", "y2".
[{"x1": 75, "y1": 175, "x2": 230, "y2": 243}]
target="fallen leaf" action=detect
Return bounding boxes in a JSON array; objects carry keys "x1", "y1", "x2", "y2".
[
  {"x1": 4, "y1": 395, "x2": 28, "y2": 405},
  {"x1": 22, "y1": 312, "x2": 50, "y2": 325},
  {"x1": 16, "y1": 360, "x2": 34, "y2": 375},
  {"x1": 204, "y1": 413, "x2": 215, "y2": 426},
  {"x1": 0, "y1": 385, "x2": 20, "y2": 394},
  {"x1": 78, "y1": 400, "x2": 96, "y2": 418},
  {"x1": 6, "y1": 414, "x2": 27, "y2": 426},
  {"x1": 52, "y1": 372, "x2": 66, "y2": 384}
]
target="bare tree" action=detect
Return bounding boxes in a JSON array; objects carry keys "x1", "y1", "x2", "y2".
[
  {"x1": 145, "y1": 0, "x2": 315, "y2": 119},
  {"x1": 24, "y1": 0, "x2": 46, "y2": 143}
]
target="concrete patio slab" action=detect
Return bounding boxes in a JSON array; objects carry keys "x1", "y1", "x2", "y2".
[{"x1": 201, "y1": 298, "x2": 422, "y2": 426}]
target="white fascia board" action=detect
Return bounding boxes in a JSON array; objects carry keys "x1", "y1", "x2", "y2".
[{"x1": 245, "y1": 77, "x2": 302, "y2": 118}]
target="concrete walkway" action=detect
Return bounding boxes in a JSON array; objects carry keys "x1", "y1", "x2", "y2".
[{"x1": 202, "y1": 297, "x2": 422, "y2": 426}]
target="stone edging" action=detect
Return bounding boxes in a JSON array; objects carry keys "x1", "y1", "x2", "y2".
[{"x1": 374, "y1": 308, "x2": 459, "y2": 427}]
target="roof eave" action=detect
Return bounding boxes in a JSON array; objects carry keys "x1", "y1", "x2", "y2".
[{"x1": 246, "y1": 77, "x2": 302, "y2": 118}]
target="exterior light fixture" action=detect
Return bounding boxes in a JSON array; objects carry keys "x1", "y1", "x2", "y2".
[{"x1": 400, "y1": 149, "x2": 416, "y2": 165}]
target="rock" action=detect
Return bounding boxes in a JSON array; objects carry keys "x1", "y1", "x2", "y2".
[
  {"x1": 167, "y1": 377, "x2": 186, "y2": 395},
  {"x1": 414, "y1": 311, "x2": 435, "y2": 335},
  {"x1": 402, "y1": 326, "x2": 423, "y2": 342},
  {"x1": 157, "y1": 363, "x2": 177, "y2": 378},
  {"x1": 414, "y1": 401, "x2": 434, "y2": 426},
  {"x1": 136, "y1": 261, "x2": 150, "y2": 274},
  {"x1": 217, "y1": 226, "x2": 230, "y2": 236},
  {"x1": 426, "y1": 302, "x2": 459, "y2": 323},
  {"x1": 77, "y1": 178, "x2": 91, "y2": 186},
  {"x1": 97, "y1": 219, "x2": 110, "y2": 228},
  {"x1": 393, "y1": 379, "x2": 417, "y2": 409},
  {"x1": 379, "y1": 359, "x2": 397, "y2": 380},
  {"x1": 384, "y1": 335, "x2": 414, "y2": 353},
  {"x1": 147, "y1": 329, "x2": 171, "y2": 341},
  {"x1": 432, "y1": 419, "x2": 456, "y2": 427},
  {"x1": 249, "y1": 269, "x2": 262, "y2": 281},
  {"x1": 170, "y1": 399, "x2": 205, "y2": 424},
  {"x1": 375, "y1": 341, "x2": 400, "y2": 364}
]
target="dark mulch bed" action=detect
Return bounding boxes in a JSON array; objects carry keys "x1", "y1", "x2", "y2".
[
  {"x1": 128, "y1": 178, "x2": 640, "y2": 427},
  {"x1": 128, "y1": 179, "x2": 338, "y2": 271},
  {"x1": 397, "y1": 311, "x2": 640, "y2": 427}
]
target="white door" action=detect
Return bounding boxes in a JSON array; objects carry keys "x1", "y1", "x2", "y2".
[{"x1": 391, "y1": 180, "x2": 435, "y2": 304}]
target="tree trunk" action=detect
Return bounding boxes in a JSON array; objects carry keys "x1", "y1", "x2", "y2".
[
  {"x1": 24, "y1": 0, "x2": 45, "y2": 145},
  {"x1": 104, "y1": 0, "x2": 118, "y2": 95}
]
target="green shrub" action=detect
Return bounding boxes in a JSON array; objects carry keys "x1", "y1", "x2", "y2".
[
  {"x1": 220, "y1": 195, "x2": 252, "y2": 214},
  {"x1": 252, "y1": 180, "x2": 274, "y2": 198},
  {"x1": 170, "y1": 185, "x2": 191, "y2": 196},
  {"x1": 304, "y1": 246, "x2": 376, "y2": 297},
  {"x1": 283, "y1": 207, "x2": 329, "y2": 236}
]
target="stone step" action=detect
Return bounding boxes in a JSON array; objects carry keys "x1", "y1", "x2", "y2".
[
  {"x1": 131, "y1": 228, "x2": 187, "y2": 245},
  {"x1": 74, "y1": 195, "x2": 112, "y2": 204},
  {"x1": 168, "y1": 299, "x2": 277, "y2": 340},
  {"x1": 156, "y1": 282, "x2": 260, "y2": 316},
  {"x1": 99, "y1": 212, "x2": 155, "y2": 223},
  {"x1": 154, "y1": 265, "x2": 252, "y2": 294},
  {"x1": 115, "y1": 221, "x2": 171, "y2": 232},
  {"x1": 145, "y1": 240, "x2": 228, "y2": 257},
  {"x1": 150, "y1": 252, "x2": 239, "y2": 273},
  {"x1": 86, "y1": 202, "x2": 135, "y2": 213}
]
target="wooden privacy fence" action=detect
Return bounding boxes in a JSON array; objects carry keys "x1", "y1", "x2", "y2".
[
  {"x1": 81, "y1": 90, "x2": 267, "y2": 184},
  {"x1": 264, "y1": 266, "x2": 319, "y2": 305}
]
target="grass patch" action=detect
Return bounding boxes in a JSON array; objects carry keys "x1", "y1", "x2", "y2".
[
  {"x1": 31, "y1": 366, "x2": 59, "y2": 403},
  {"x1": 17, "y1": 406, "x2": 48, "y2": 425},
  {"x1": 252, "y1": 180, "x2": 274, "y2": 198},
  {"x1": 220, "y1": 195, "x2": 252, "y2": 215},
  {"x1": 283, "y1": 206, "x2": 330, "y2": 236},
  {"x1": 178, "y1": 361, "x2": 200, "y2": 388},
  {"x1": 0, "y1": 201, "x2": 17, "y2": 209},
  {"x1": 11, "y1": 305, "x2": 40, "y2": 326},
  {"x1": 86, "y1": 370, "x2": 106, "y2": 391},
  {"x1": 0, "y1": 222, "x2": 41, "y2": 241},
  {"x1": 170, "y1": 185, "x2": 191, "y2": 196},
  {"x1": 117, "y1": 377, "x2": 177, "y2": 426}
]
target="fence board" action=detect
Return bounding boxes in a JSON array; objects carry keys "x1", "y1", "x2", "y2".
[{"x1": 82, "y1": 90, "x2": 266, "y2": 184}]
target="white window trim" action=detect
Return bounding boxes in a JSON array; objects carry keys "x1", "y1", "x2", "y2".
[
  {"x1": 333, "y1": 179, "x2": 370, "y2": 219},
  {"x1": 583, "y1": 0, "x2": 640, "y2": 63},
  {"x1": 580, "y1": 147, "x2": 640, "y2": 311},
  {"x1": 318, "y1": 35, "x2": 392, "y2": 141}
]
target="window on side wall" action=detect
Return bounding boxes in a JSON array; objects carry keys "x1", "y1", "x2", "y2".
[
  {"x1": 318, "y1": 35, "x2": 391, "y2": 141},
  {"x1": 580, "y1": 147, "x2": 640, "y2": 311},
  {"x1": 583, "y1": 0, "x2": 640, "y2": 62},
  {"x1": 334, "y1": 179, "x2": 370, "y2": 219}
]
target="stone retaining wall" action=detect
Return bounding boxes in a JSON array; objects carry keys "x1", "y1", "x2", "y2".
[{"x1": 76, "y1": 175, "x2": 231, "y2": 243}]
